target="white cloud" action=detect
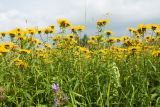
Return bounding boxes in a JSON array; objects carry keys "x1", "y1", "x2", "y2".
[
  {"x1": 0, "y1": 0, "x2": 159, "y2": 35},
  {"x1": 0, "y1": 10, "x2": 27, "y2": 30},
  {"x1": 85, "y1": 0, "x2": 160, "y2": 21}
]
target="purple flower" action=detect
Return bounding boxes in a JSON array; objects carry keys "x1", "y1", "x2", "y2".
[
  {"x1": 52, "y1": 83, "x2": 59, "y2": 93},
  {"x1": 54, "y1": 97, "x2": 59, "y2": 107}
]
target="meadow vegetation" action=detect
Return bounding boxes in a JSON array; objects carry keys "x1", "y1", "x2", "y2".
[{"x1": 0, "y1": 19, "x2": 160, "y2": 107}]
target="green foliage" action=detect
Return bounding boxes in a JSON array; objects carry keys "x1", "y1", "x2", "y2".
[{"x1": 0, "y1": 50, "x2": 160, "y2": 107}]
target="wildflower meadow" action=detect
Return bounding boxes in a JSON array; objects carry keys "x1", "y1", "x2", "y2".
[{"x1": 0, "y1": 19, "x2": 160, "y2": 107}]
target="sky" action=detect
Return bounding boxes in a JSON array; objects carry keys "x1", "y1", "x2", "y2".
[{"x1": 0, "y1": 0, "x2": 160, "y2": 37}]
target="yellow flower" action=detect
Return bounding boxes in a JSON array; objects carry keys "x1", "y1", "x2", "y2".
[
  {"x1": 57, "y1": 19, "x2": 71, "y2": 28},
  {"x1": 70, "y1": 25, "x2": 85, "y2": 33},
  {"x1": 152, "y1": 50, "x2": 160, "y2": 57},
  {"x1": 128, "y1": 46, "x2": 141, "y2": 54},
  {"x1": 79, "y1": 47, "x2": 90, "y2": 54},
  {"x1": 17, "y1": 36, "x2": 26, "y2": 41},
  {"x1": 15, "y1": 62, "x2": 28, "y2": 69},
  {"x1": 96, "y1": 19, "x2": 110, "y2": 27},
  {"x1": 0, "y1": 32, "x2": 7, "y2": 37},
  {"x1": 122, "y1": 40, "x2": 132, "y2": 47},
  {"x1": 38, "y1": 53, "x2": 48, "y2": 59},
  {"x1": 13, "y1": 58, "x2": 28, "y2": 69},
  {"x1": 10, "y1": 28, "x2": 25, "y2": 36},
  {"x1": 37, "y1": 29, "x2": 43, "y2": 34},
  {"x1": 66, "y1": 34, "x2": 74, "y2": 39},
  {"x1": 104, "y1": 30, "x2": 114, "y2": 36},
  {"x1": 7, "y1": 31, "x2": 17, "y2": 38},
  {"x1": 128, "y1": 28, "x2": 135, "y2": 32},
  {"x1": 48, "y1": 25, "x2": 55, "y2": 29},
  {"x1": 19, "y1": 49, "x2": 31, "y2": 54},
  {"x1": 135, "y1": 34, "x2": 140, "y2": 38},
  {"x1": 27, "y1": 37, "x2": 40, "y2": 44},
  {"x1": 69, "y1": 39, "x2": 77, "y2": 45},
  {"x1": 98, "y1": 49, "x2": 109, "y2": 56},
  {"x1": 137, "y1": 24, "x2": 147, "y2": 34},
  {"x1": 116, "y1": 38, "x2": 121, "y2": 42},
  {"x1": 13, "y1": 28, "x2": 23, "y2": 32},
  {"x1": 57, "y1": 43, "x2": 63, "y2": 49},
  {"x1": 0, "y1": 47, "x2": 9, "y2": 54},
  {"x1": 1, "y1": 42, "x2": 14, "y2": 49},
  {"x1": 35, "y1": 48, "x2": 45, "y2": 53},
  {"x1": 76, "y1": 25, "x2": 85, "y2": 31},
  {"x1": 63, "y1": 37, "x2": 70, "y2": 42},
  {"x1": 87, "y1": 40, "x2": 97, "y2": 45},
  {"x1": 44, "y1": 27, "x2": 54, "y2": 34},
  {"x1": 26, "y1": 28, "x2": 37, "y2": 35},
  {"x1": 44, "y1": 44, "x2": 51, "y2": 49},
  {"x1": 151, "y1": 24, "x2": 157, "y2": 31},
  {"x1": 144, "y1": 36, "x2": 155, "y2": 42},
  {"x1": 106, "y1": 38, "x2": 117, "y2": 43},
  {"x1": 90, "y1": 36, "x2": 97, "y2": 41},
  {"x1": 13, "y1": 58, "x2": 23, "y2": 63},
  {"x1": 52, "y1": 35, "x2": 61, "y2": 42},
  {"x1": 155, "y1": 29, "x2": 160, "y2": 36},
  {"x1": 121, "y1": 36, "x2": 130, "y2": 41}
]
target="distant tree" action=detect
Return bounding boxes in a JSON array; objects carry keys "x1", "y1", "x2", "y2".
[{"x1": 79, "y1": 34, "x2": 88, "y2": 47}]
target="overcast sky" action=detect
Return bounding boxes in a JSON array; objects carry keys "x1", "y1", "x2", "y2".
[{"x1": 0, "y1": 0, "x2": 160, "y2": 36}]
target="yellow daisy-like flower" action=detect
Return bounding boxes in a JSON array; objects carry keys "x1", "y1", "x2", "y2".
[
  {"x1": 27, "y1": 37, "x2": 40, "y2": 44},
  {"x1": 151, "y1": 24, "x2": 157, "y2": 31},
  {"x1": 44, "y1": 44, "x2": 51, "y2": 49},
  {"x1": 116, "y1": 38, "x2": 121, "y2": 42},
  {"x1": 57, "y1": 19, "x2": 71, "y2": 28},
  {"x1": 48, "y1": 25, "x2": 55, "y2": 29},
  {"x1": 87, "y1": 40, "x2": 97, "y2": 45},
  {"x1": 121, "y1": 36, "x2": 130, "y2": 41},
  {"x1": 137, "y1": 25, "x2": 146, "y2": 34},
  {"x1": 0, "y1": 32, "x2": 7, "y2": 37},
  {"x1": 52, "y1": 35, "x2": 61, "y2": 42},
  {"x1": 96, "y1": 19, "x2": 110, "y2": 27},
  {"x1": 7, "y1": 30, "x2": 17, "y2": 38},
  {"x1": 155, "y1": 29, "x2": 160, "y2": 36},
  {"x1": 128, "y1": 46, "x2": 141, "y2": 54},
  {"x1": 70, "y1": 25, "x2": 85, "y2": 33},
  {"x1": 1, "y1": 42, "x2": 14, "y2": 49},
  {"x1": 76, "y1": 25, "x2": 85, "y2": 31},
  {"x1": 79, "y1": 47, "x2": 90, "y2": 54},
  {"x1": 106, "y1": 38, "x2": 117, "y2": 43},
  {"x1": 104, "y1": 30, "x2": 114, "y2": 36},
  {"x1": 128, "y1": 28, "x2": 136, "y2": 32},
  {"x1": 17, "y1": 36, "x2": 26, "y2": 41},
  {"x1": 13, "y1": 58, "x2": 23, "y2": 63},
  {"x1": 15, "y1": 61, "x2": 28, "y2": 69},
  {"x1": 152, "y1": 50, "x2": 160, "y2": 57},
  {"x1": 90, "y1": 36, "x2": 97, "y2": 41},
  {"x1": 43, "y1": 27, "x2": 55, "y2": 34},
  {"x1": 37, "y1": 53, "x2": 48, "y2": 59},
  {"x1": 0, "y1": 47, "x2": 9, "y2": 54},
  {"x1": 19, "y1": 49, "x2": 31, "y2": 54},
  {"x1": 26, "y1": 28, "x2": 37, "y2": 35}
]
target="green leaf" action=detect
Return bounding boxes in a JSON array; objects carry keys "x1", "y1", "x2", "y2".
[
  {"x1": 71, "y1": 91, "x2": 84, "y2": 98},
  {"x1": 36, "y1": 104, "x2": 48, "y2": 107}
]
